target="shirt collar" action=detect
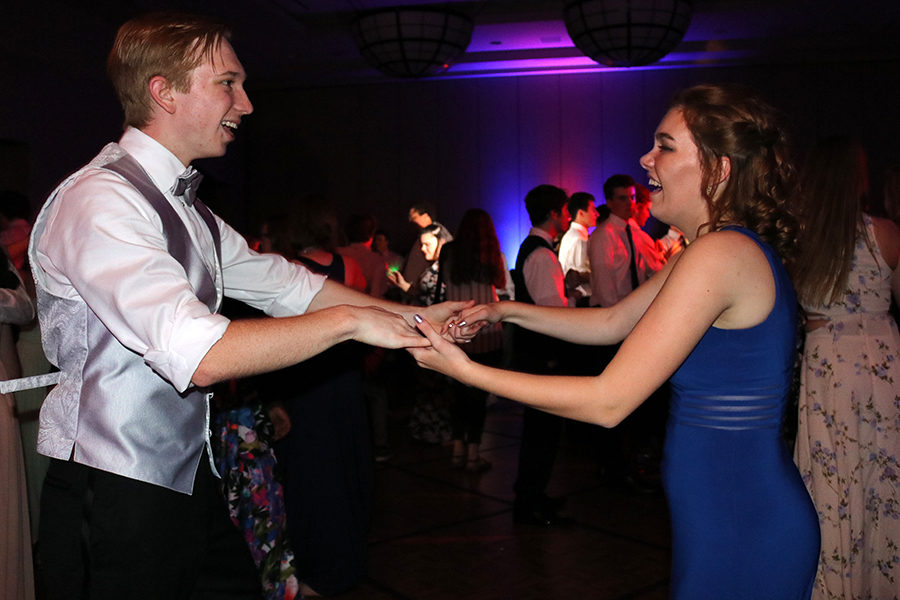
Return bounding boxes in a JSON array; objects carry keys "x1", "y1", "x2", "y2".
[
  {"x1": 118, "y1": 127, "x2": 193, "y2": 197},
  {"x1": 529, "y1": 227, "x2": 555, "y2": 244},
  {"x1": 607, "y1": 213, "x2": 633, "y2": 229},
  {"x1": 569, "y1": 221, "x2": 589, "y2": 237}
]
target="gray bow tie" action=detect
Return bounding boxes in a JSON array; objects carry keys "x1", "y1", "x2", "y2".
[{"x1": 173, "y1": 168, "x2": 204, "y2": 206}]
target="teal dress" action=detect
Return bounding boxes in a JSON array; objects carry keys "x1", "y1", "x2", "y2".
[{"x1": 663, "y1": 227, "x2": 819, "y2": 599}]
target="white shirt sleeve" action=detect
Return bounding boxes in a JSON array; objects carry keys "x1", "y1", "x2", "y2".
[
  {"x1": 588, "y1": 223, "x2": 629, "y2": 308},
  {"x1": 34, "y1": 168, "x2": 325, "y2": 391}
]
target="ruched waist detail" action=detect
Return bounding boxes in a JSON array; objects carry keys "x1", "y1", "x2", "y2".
[{"x1": 669, "y1": 391, "x2": 784, "y2": 431}]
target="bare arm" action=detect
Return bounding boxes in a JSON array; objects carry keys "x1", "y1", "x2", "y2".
[
  {"x1": 194, "y1": 278, "x2": 470, "y2": 387},
  {"x1": 411, "y1": 232, "x2": 771, "y2": 426},
  {"x1": 458, "y1": 254, "x2": 680, "y2": 346},
  {"x1": 871, "y1": 216, "x2": 900, "y2": 301}
]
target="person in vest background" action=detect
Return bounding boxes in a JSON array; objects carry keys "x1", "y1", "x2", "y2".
[
  {"x1": 28, "y1": 12, "x2": 466, "y2": 599},
  {"x1": 509, "y1": 184, "x2": 575, "y2": 526}
]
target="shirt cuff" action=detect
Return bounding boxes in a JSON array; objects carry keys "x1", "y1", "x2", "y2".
[{"x1": 144, "y1": 312, "x2": 231, "y2": 393}]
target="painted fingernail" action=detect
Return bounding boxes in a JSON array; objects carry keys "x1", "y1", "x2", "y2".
[
  {"x1": 457, "y1": 321, "x2": 466, "y2": 327},
  {"x1": 413, "y1": 314, "x2": 423, "y2": 323},
  {"x1": 447, "y1": 322, "x2": 454, "y2": 328}
]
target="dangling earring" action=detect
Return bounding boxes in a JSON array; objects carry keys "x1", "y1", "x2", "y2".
[{"x1": 705, "y1": 184, "x2": 714, "y2": 197}]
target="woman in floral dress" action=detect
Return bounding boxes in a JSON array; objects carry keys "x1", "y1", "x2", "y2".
[{"x1": 793, "y1": 136, "x2": 900, "y2": 600}]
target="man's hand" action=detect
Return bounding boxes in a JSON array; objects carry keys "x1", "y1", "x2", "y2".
[{"x1": 347, "y1": 305, "x2": 431, "y2": 349}]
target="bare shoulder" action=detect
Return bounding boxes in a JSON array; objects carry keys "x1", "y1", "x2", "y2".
[
  {"x1": 672, "y1": 229, "x2": 774, "y2": 328},
  {"x1": 871, "y1": 216, "x2": 900, "y2": 268},
  {"x1": 675, "y1": 229, "x2": 767, "y2": 273}
]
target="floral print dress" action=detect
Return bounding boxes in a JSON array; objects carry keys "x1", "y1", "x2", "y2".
[
  {"x1": 214, "y1": 403, "x2": 299, "y2": 600},
  {"x1": 794, "y1": 214, "x2": 900, "y2": 600}
]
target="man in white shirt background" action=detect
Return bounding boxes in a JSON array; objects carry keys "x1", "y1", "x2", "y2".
[
  {"x1": 588, "y1": 174, "x2": 664, "y2": 308},
  {"x1": 29, "y1": 13, "x2": 464, "y2": 599},
  {"x1": 557, "y1": 191, "x2": 599, "y2": 307},
  {"x1": 586, "y1": 174, "x2": 667, "y2": 492}
]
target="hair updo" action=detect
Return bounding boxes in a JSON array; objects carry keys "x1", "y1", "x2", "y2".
[{"x1": 671, "y1": 84, "x2": 800, "y2": 262}]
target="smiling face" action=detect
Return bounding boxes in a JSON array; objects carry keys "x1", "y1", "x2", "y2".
[
  {"x1": 639, "y1": 108, "x2": 708, "y2": 240},
  {"x1": 167, "y1": 39, "x2": 253, "y2": 165}
]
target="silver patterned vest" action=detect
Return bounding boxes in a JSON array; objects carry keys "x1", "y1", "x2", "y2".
[{"x1": 31, "y1": 148, "x2": 222, "y2": 494}]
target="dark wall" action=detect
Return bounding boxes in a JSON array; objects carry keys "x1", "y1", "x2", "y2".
[
  {"x1": 4, "y1": 51, "x2": 898, "y2": 263},
  {"x1": 244, "y1": 59, "x2": 900, "y2": 261}
]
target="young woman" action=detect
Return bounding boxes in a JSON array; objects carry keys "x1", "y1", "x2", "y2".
[
  {"x1": 388, "y1": 223, "x2": 454, "y2": 444},
  {"x1": 439, "y1": 209, "x2": 508, "y2": 471},
  {"x1": 792, "y1": 137, "x2": 900, "y2": 600},
  {"x1": 410, "y1": 84, "x2": 820, "y2": 599}
]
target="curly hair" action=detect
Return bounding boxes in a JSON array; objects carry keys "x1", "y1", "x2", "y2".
[{"x1": 670, "y1": 84, "x2": 800, "y2": 263}]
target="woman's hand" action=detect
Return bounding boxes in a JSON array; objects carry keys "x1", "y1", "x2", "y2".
[
  {"x1": 419, "y1": 300, "x2": 476, "y2": 340},
  {"x1": 386, "y1": 269, "x2": 411, "y2": 292},
  {"x1": 448, "y1": 301, "x2": 505, "y2": 341},
  {"x1": 408, "y1": 314, "x2": 473, "y2": 380}
]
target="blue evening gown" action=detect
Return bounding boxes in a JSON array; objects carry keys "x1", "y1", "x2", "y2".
[{"x1": 663, "y1": 226, "x2": 819, "y2": 599}]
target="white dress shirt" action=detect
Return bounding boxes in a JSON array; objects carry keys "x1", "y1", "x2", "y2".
[
  {"x1": 32, "y1": 127, "x2": 326, "y2": 393},
  {"x1": 587, "y1": 213, "x2": 663, "y2": 307},
  {"x1": 522, "y1": 227, "x2": 567, "y2": 308},
  {"x1": 558, "y1": 221, "x2": 591, "y2": 302}
]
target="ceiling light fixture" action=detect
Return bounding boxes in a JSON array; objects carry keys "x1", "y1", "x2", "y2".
[
  {"x1": 563, "y1": 0, "x2": 693, "y2": 67},
  {"x1": 351, "y1": 7, "x2": 474, "y2": 78}
]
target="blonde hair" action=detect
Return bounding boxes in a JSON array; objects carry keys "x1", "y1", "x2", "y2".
[{"x1": 107, "y1": 12, "x2": 231, "y2": 128}]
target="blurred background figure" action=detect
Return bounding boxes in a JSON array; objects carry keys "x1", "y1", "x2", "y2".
[
  {"x1": 337, "y1": 213, "x2": 389, "y2": 299},
  {"x1": 558, "y1": 192, "x2": 598, "y2": 307},
  {"x1": 373, "y1": 229, "x2": 404, "y2": 286},
  {"x1": 439, "y1": 209, "x2": 507, "y2": 472},
  {"x1": 402, "y1": 203, "x2": 453, "y2": 285},
  {"x1": 265, "y1": 202, "x2": 374, "y2": 598},
  {"x1": 792, "y1": 136, "x2": 900, "y2": 600},
  {"x1": 884, "y1": 162, "x2": 900, "y2": 226},
  {"x1": 389, "y1": 223, "x2": 454, "y2": 445},
  {"x1": 1, "y1": 250, "x2": 37, "y2": 600}
]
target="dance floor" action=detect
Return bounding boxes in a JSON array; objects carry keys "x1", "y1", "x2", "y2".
[{"x1": 341, "y1": 397, "x2": 672, "y2": 600}]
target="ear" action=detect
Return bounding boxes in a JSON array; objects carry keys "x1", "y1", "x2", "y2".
[
  {"x1": 148, "y1": 75, "x2": 177, "y2": 115},
  {"x1": 717, "y1": 155, "x2": 731, "y2": 184}
]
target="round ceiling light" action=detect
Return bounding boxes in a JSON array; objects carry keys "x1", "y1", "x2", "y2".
[
  {"x1": 564, "y1": 0, "x2": 693, "y2": 67},
  {"x1": 351, "y1": 7, "x2": 474, "y2": 78}
]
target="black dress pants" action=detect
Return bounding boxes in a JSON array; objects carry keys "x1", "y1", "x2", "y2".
[
  {"x1": 39, "y1": 452, "x2": 260, "y2": 600},
  {"x1": 513, "y1": 406, "x2": 565, "y2": 506}
]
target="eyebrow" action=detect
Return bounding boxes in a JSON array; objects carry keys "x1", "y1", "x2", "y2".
[
  {"x1": 655, "y1": 132, "x2": 675, "y2": 142},
  {"x1": 216, "y1": 70, "x2": 244, "y2": 79}
]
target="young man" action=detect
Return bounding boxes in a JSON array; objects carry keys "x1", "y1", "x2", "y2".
[
  {"x1": 587, "y1": 174, "x2": 664, "y2": 308},
  {"x1": 30, "y1": 13, "x2": 463, "y2": 599},
  {"x1": 510, "y1": 184, "x2": 573, "y2": 526},
  {"x1": 558, "y1": 191, "x2": 599, "y2": 306}
]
